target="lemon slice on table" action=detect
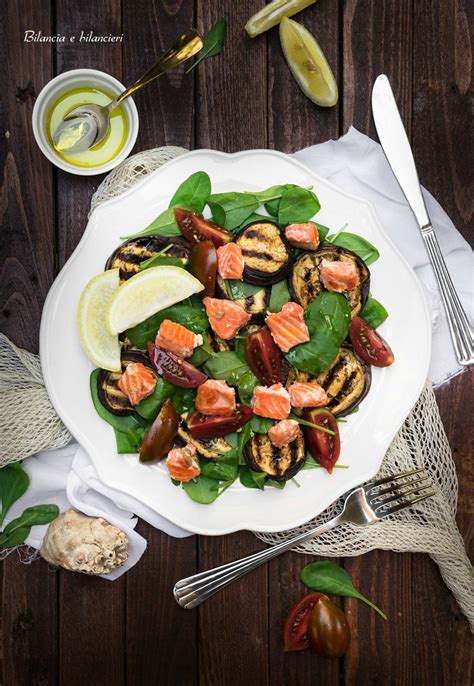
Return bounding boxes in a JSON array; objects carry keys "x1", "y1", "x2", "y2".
[
  {"x1": 105, "y1": 266, "x2": 204, "y2": 335},
  {"x1": 279, "y1": 17, "x2": 338, "y2": 107},
  {"x1": 245, "y1": 0, "x2": 317, "y2": 38},
  {"x1": 78, "y1": 269, "x2": 121, "y2": 372}
]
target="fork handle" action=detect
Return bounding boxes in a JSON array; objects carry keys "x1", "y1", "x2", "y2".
[
  {"x1": 173, "y1": 515, "x2": 342, "y2": 609},
  {"x1": 422, "y1": 226, "x2": 473, "y2": 365}
]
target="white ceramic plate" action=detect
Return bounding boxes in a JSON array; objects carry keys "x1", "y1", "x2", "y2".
[{"x1": 40, "y1": 149, "x2": 431, "y2": 535}]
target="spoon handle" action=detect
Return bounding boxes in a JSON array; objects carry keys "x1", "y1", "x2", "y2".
[{"x1": 108, "y1": 29, "x2": 203, "y2": 111}]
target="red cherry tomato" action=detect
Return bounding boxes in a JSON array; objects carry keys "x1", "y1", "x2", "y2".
[
  {"x1": 148, "y1": 343, "x2": 207, "y2": 388},
  {"x1": 139, "y1": 398, "x2": 179, "y2": 464},
  {"x1": 187, "y1": 240, "x2": 217, "y2": 297},
  {"x1": 349, "y1": 316, "x2": 394, "y2": 367},
  {"x1": 283, "y1": 593, "x2": 325, "y2": 651},
  {"x1": 303, "y1": 408, "x2": 340, "y2": 474},
  {"x1": 244, "y1": 328, "x2": 282, "y2": 385},
  {"x1": 187, "y1": 404, "x2": 253, "y2": 439},
  {"x1": 174, "y1": 208, "x2": 233, "y2": 248}
]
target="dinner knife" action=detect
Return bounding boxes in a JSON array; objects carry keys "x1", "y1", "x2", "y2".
[{"x1": 371, "y1": 74, "x2": 473, "y2": 366}]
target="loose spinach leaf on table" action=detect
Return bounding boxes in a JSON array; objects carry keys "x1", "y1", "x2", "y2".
[
  {"x1": 204, "y1": 351, "x2": 251, "y2": 385},
  {"x1": 328, "y1": 231, "x2": 380, "y2": 265},
  {"x1": 361, "y1": 295, "x2": 389, "y2": 329},
  {"x1": 0, "y1": 464, "x2": 29, "y2": 527},
  {"x1": 208, "y1": 192, "x2": 260, "y2": 230},
  {"x1": 300, "y1": 560, "x2": 387, "y2": 620},
  {"x1": 126, "y1": 303, "x2": 209, "y2": 348},
  {"x1": 269, "y1": 280, "x2": 291, "y2": 312},
  {"x1": 278, "y1": 187, "x2": 320, "y2": 225},
  {"x1": 0, "y1": 504, "x2": 60, "y2": 548},
  {"x1": 186, "y1": 18, "x2": 227, "y2": 73}
]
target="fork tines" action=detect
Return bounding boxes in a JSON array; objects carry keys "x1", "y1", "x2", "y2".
[{"x1": 364, "y1": 468, "x2": 436, "y2": 517}]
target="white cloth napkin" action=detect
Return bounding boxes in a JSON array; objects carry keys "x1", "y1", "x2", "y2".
[{"x1": 10, "y1": 129, "x2": 471, "y2": 578}]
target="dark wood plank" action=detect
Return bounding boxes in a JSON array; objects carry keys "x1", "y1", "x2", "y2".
[
  {"x1": 121, "y1": 3, "x2": 198, "y2": 685},
  {"x1": 1, "y1": 2, "x2": 57, "y2": 685}
]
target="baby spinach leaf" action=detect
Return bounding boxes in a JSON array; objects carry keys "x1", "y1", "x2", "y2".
[
  {"x1": 286, "y1": 337, "x2": 340, "y2": 376},
  {"x1": 201, "y1": 450, "x2": 239, "y2": 482},
  {"x1": 300, "y1": 560, "x2": 387, "y2": 620},
  {"x1": 186, "y1": 18, "x2": 227, "y2": 72},
  {"x1": 171, "y1": 387, "x2": 196, "y2": 414},
  {"x1": 269, "y1": 280, "x2": 291, "y2": 312},
  {"x1": 236, "y1": 213, "x2": 274, "y2": 230},
  {"x1": 266, "y1": 479, "x2": 286, "y2": 489},
  {"x1": 208, "y1": 192, "x2": 260, "y2": 230},
  {"x1": 183, "y1": 475, "x2": 226, "y2": 504},
  {"x1": 328, "y1": 231, "x2": 380, "y2": 265},
  {"x1": 237, "y1": 370, "x2": 258, "y2": 406},
  {"x1": 0, "y1": 504, "x2": 60, "y2": 548},
  {"x1": 126, "y1": 303, "x2": 209, "y2": 348},
  {"x1": 204, "y1": 351, "x2": 250, "y2": 385},
  {"x1": 135, "y1": 378, "x2": 175, "y2": 420},
  {"x1": 90, "y1": 370, "x2": 146, "y2": 432},
  {"x1": 316, "y1": 223, "x2": 331, "y2": 242},
  {"x1": 169, "y1": 171, "x2": 211, "y2": 213},
  {"x1": 114, "y1": 429, "x2": 139, "y2": 454},
  {"x1": 224, "y1": 280, "x2": 262, "y2": 300},
  {"x1": 361, "y1": 295, "x2": 389, "y2": 329},
  {"x1": 140, "y1": 254, "x2": 184, "y2": 269},
  {"x1": 261, "y1": 184, "x2": 297, "y2": 216},
  {"x1": 126, "y1": 207, "x2": 182, "y2": 239},
  {"x1": 278, "y1": 187, "x2": 320, "y2": 225},
  {"x1": 0, "y1": 464, "x2": 29, "y2": 527},
  {"x1": 250, "y1": 416, "x2": 275, "y2": 433},
  {"x1": 239, "y1": 466, "x2": 266, "y2": 490}
]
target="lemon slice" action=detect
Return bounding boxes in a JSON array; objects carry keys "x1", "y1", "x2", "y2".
[
  {"x1": 279, "y1": 17, "x2": 338, "y2": 107},
  {"x1": 245, "y1": 0, "x2": 317, "y2": 38},
  {"x1": 105, "y1": 266, "x2": 204, "y2": 335},
  {"x1": 78, "y1": 269, "x2": 121, "y2": 372}
]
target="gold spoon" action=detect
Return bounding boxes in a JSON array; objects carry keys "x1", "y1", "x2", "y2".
[{"x1": 53, "y1": 29, "x2": 203, "y2": 155}]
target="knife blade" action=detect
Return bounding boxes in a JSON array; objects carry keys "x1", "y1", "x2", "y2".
[{"x1": 371, "y1": 74, "x2": 431, "y2": 230}]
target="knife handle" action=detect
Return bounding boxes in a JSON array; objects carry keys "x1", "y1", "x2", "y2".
[{"x1": 421, "y1": 226, "x2": 473, "y2": 366}]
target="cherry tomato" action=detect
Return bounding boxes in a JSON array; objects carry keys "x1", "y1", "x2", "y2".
[
  {"x1": 140, "y1": 398, "x2": 179, "y2": 464},
  {"x1": 148, "y1": 343, "x2": 207, "y2": 388},
  {"x1": 307, "y1": 596, "x2": 351, "y2": 657},
  {"x1": 187, "y1": 404, "x2": 253, "y2": 439},
  {"x1": 283, "y1": 593, "x2": 325, "y2": 651},
  {"x1": 303, "y1": 408, "x2": 340, "y2": 474},
  {"x1": 174, "y1": 208, "x2": 233, "y2": 248},
  {"x1": 244, "y1": 328, "x2": 282, "y2": 385},
  {"x1": 187, "y1": 240, "x2": 217, "y2": 297},
  {"x1": 349, "y1": 316, "x2": 394, "y2": 367}
]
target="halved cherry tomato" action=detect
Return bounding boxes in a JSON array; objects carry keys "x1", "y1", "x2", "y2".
[
  {"x1": 148, "y1": 343, "x2": 207, "y2": 388},
  {"x1": 303, "y1": 408, "x2": 340, "y2": 474},
  {"x1": 187, "y1": 240, "x2": 217, "y2": 297},
  {"x1": 307, "y1": 595, "x2": 351, "y2": 657},
  {"x1": 283, "y1": 593, "x2": 325, "y2": 651},
  {"x1": 187, "y1": 404, "x2": 253, "y2": 439},
  {"x1": 244, "y1": 328, "x2": 282, "y2": 385},
  {"x1": 349, "y1": 316, "x2": 394, "y2": 367},
  {"x1": 139, "y1": 398, "x2": 179, "y2": 463},
  {"x1": 174, "y1": 208, "x2": 233, "y2": 248}
]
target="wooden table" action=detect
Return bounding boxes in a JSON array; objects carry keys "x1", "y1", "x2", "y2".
[{"x1": 1, "y1": 1, "x2": 472, "y2": 684}]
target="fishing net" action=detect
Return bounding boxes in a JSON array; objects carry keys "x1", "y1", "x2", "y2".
[{"x1": 1, "y1": 146, "x2": 471, "y2": 629}]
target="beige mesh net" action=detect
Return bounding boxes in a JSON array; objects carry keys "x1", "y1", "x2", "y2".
[{"x1": 1, "y1": 146, "x2": 471, "y2": 629}]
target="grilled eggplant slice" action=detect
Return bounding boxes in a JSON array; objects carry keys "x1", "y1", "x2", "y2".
[
  {"x1": 244, "y1": 429, "x2": 306, "y2": 481},
  {"x1": 97, "y1": 349, "x2": 156, "y2": 416},
  {"x1": 286, "y1": 345, "x2": 371, "y2": 417},
  {"x1": 290, "y1": 244, "x2": 370, "y2": 317},
  {"x1": 105, "y1": 236, "x2": 189, "y2": 282},
  {"x1": 215, "y1": 275, "x2": 270, "y2": 318},
  {"x1": 236, "y1": 221, "x2": 293, "y2": 286},
  {"x1": 177, "y1": 425, "x2": 233, "y2": 459}
]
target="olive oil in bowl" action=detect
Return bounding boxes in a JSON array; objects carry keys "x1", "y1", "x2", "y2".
[{"x1": 47, "y1": 87, "x2": 128, "y2": 168}]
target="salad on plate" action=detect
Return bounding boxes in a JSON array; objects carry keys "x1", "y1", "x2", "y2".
[{"x1": 78, "y1": 171, "x2": 394, "y2": 504}]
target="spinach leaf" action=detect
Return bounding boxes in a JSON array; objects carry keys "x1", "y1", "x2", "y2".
[
  {"x1": 361, "y1": 295, "x2": 388, "y2": 329},
  {"x1": 135, "y1": 378, "x2": 175, "y2": 420},
  {"x1": 208, "y1": 192, "x2": 260, "y2": 230},
  {"x1": 237, "y1": 423, "x2": 253, "y2": 465},
  {"x1": 261, "y1": 184, "x2": 297, "y2": 216},
  {"x1": 126, "y1": 207, "x2": 182, "y2": 239},
  {"x1": 126, "y1": 303, "x2": 209, "y2": 348},
  {"x1": 182, "y1": 475, "x2": 227, "y2": 504},
  {"x1": 236, "y1": 213, "x2": 273, "y2": 230},
  {"x1": 328, "y1": 231, "x2": 380, "y2": 265},
  {"x1": 286, "y1": 337, "x2": 340, "y2": 376},
  {"x1": 278, "y1": 187, "x2": 320, "y2": 225},
  {"x1": 269, "y1": 280, "x2": 291, "y2": 312},
  {"x1": 0, "y1": 504, "x2": 59, "y2": 548},
  {"x1": 114, "y1": 428, "x2": 140, "y2": 454},
  {"x1": 90, "y1": 370, "x2": 146, "y2": 432},
  {"x1": 0, "y1": 464, "x2": 29, "y2": 527},
  {"x1": 250, "y1": 416, "x2": 274, "y2": 433},
  {"x1": 204, "y1": 351, "x2": 250, "y2": 385},
  {"x1": 266, "y1": 479, "x2": 286, "y2": 489},
  {"x1": 171, "y1": 387, "x2": 196, "y2": 414},
  {"x1": 169, "y1": 171, "x2": 211, "y2": 213},
  {"x1": 186, "y1": 18, "x2": 227, "y2": 72},
  {"x1": 140, "y1": 254, "x2": 184, "y2": 270},
  {"x1": 237, "y1": 370, "x2": 258, "y2": 406},
  {"x1": 187, "y1": 345, "x2": 211, "y2": 367},
  {"x1": 300, "y1": 561, "x2": 387, "y2": 620},
  {"x1": 224, "y1": 280, "x2": 262, "y2": 300},
  {"x1": 239, "y1": 466, "x2": 266, "y2": 490},
  {"x1": 201, "y1": 450, "x2": 239, "y2": 482},
  {"x1": 315, "y1": 223, "x2": 330, "y2": 242}
]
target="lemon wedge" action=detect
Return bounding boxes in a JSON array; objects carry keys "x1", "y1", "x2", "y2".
[
  {"x1": 245, "y1": 0, "x2": 317, "y2": 38},
  {"x1": 105, "y1": 266, "x2": 204, "y2": 335},
  {"x1": 78, "y1": 269, "x2": 121, "y2": 372},
  {"x1": 279, "y1": 17, "x2": 338, "y2": 107}
]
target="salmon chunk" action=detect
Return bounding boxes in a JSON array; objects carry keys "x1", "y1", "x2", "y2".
[
  {"x1": 118, "y1": 362, "x2": 156, "y2": 406},
  {"x1": 319, "y1": 258, "x2": 360, "y2": 293},
  {"x1": 195, "y1": 379, "x2": 236, "y2": 416},
  {"x1": 252, "y1": 383, "x2": 291, "y2": 420},
  {"x1": 166, "y1": 444, "x2": 200, "y2": 482},
  {"x1": 203, "y1": 297, "x2": 251, "y2": 340},
  {"x1": 268, "y1": 419, "x2": 300, "y2": 448},
  {"x1": 217, "y1": 242, "x2": 245, "y2": 280},
  {"x1": 155, "y1": 319, "x2": 202, "y2": 358},
  {"x1": 265, "y1": 302, "x2": 310, "y2": 352},
  {"x1": 284, "y1": 222, "x2": 320, "y2": 251},
  {"x1": 289, "y1": 381, "x2": 328, "y2": 408}
]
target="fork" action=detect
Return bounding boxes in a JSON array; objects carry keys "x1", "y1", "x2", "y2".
[{"x1": 173, "y1": 469, "x2": 435, "y2": 609}]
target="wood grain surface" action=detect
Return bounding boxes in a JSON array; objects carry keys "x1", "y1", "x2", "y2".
[{"x1": 0, "y1": 1, "x2": 472, "y2": 685}]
